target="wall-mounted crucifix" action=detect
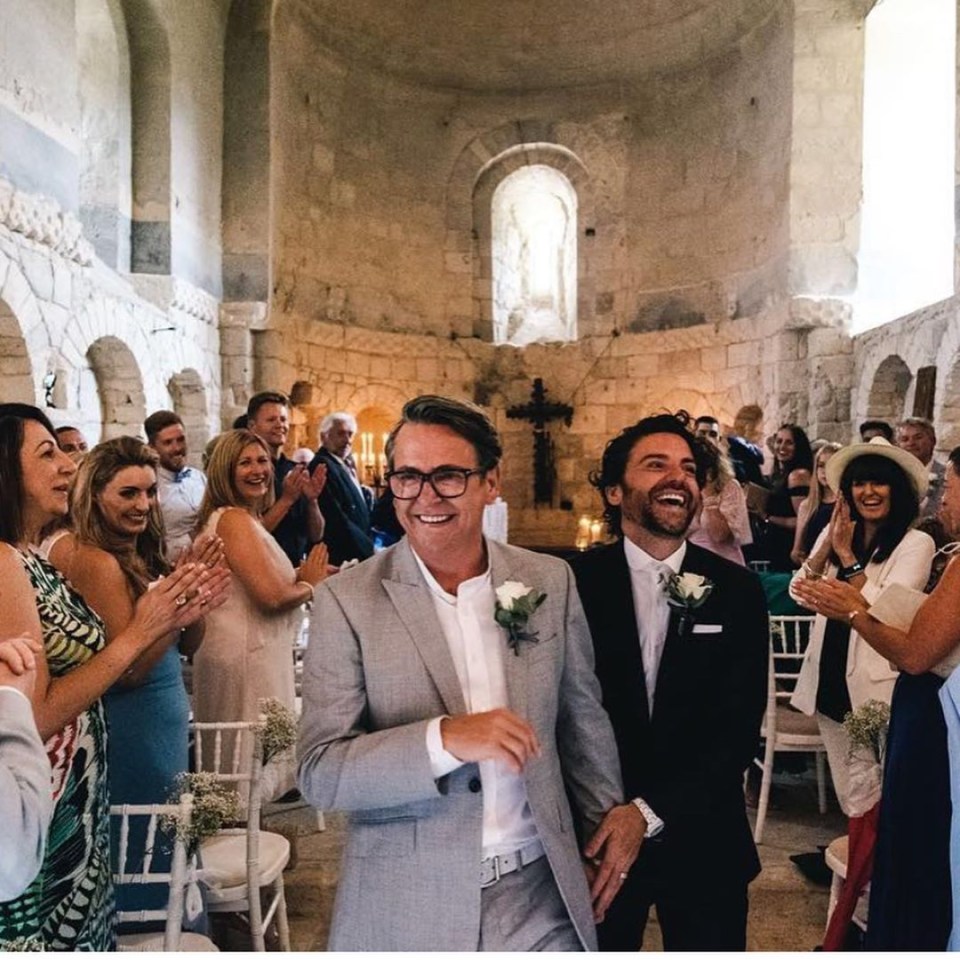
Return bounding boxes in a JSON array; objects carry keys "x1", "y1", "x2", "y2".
[{"x1": 506, "y1": 378, "x2": 573, "y2": 504}]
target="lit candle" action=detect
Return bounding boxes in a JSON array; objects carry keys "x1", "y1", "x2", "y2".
[
  {"x1": 590, "y1": 520, "x2": 603, "y2": 545},
  {"x1": 576, "y1": 515, "x2": 591, "y2": 551}
]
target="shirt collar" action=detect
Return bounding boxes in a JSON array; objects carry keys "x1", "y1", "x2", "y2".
[
  {"x1": 158, "y1": 464, "x2": 193, "y2": 483},
  {"x1": 623, "y1": 536, "x2": 686, "y2": 576},
  {"x1": 410, "y1": 544, "x2": 492, "y2": 605}
]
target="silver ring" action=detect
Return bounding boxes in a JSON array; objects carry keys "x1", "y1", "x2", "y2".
[{"x1": 175, "y1": 594, "x2": 188, "y2": 607}]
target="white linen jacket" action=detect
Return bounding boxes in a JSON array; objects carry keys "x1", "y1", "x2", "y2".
[{"x1": 790, "y1": 527, "x2": 935, "y2": 715}]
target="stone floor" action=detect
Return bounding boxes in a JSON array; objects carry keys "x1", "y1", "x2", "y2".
[{"x1": 248, "y1": 766, "x2": 846, "y2": 952}]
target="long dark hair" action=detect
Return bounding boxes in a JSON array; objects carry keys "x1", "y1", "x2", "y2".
[
  {"x1": 0, "y1": 403, "x2": 58, "y2": 545},
  {"x1": 838, "y1": 453, "x2": 919, "y2": 565},
  {"x1": 772, "y1": 424, "x2": 813, "y2": 487}
]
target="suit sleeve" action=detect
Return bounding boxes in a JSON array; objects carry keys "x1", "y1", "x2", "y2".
[
  {"x1": 297, "y1": 581, "x2": 443, "y2": 811},
  {"x1": 555, "y1": 563, "x2": 626, "y2": 836},
  {"x1": 642, "y1": 568, "x2": 768, "y2": 824},
  {"x1": 0, "y1": 689, "x2": 52, "y2": 902}
]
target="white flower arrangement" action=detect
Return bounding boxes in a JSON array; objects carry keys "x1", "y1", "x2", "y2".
[
  {"x1": 162, "y1": 773, "x2": 241, "y2": 855},
  {"x1": 258, "y1": 697, "x2": 298, "y2": 764},
  {"x1": 663, "y1": 571, "x2": 714, "y2": 635},
  {"x1": 494, "y1": 580, "x2": 547, "y2": 655}
]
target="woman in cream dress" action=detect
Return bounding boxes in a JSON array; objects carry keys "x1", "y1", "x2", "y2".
[{"x1": 192, "y1": 430, "x2": 329, "y2": 799}]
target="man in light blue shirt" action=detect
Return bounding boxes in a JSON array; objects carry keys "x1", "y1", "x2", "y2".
[{"x1": 145, "y1": 410, "x2": 207, "y2": 561}]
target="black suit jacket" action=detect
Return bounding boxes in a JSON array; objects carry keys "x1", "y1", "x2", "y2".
[
  {"x1": 310, "y1": 448, "x2": 374, "y2": 566},
  {"x1": 570, "y1": 540, "x2": 767, "y2": 886}
]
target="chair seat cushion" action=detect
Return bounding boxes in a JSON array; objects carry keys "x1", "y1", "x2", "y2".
[
  {"x1": 118, "y1": 931, "x2": 219, "y2": 951},
  {"x1": 825, "y1": 834, "x2": 848, "y2": 879},
  {"x1": 200, "y1": 830, "x2": 290, "y2": 889},
  {"x1": 764, "y1": 704, "x2": 822, "y2": 737}
]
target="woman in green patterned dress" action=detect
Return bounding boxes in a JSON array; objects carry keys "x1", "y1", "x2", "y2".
[{"x1": 0, "y1": 404, "x2": 228, "y2": 950}]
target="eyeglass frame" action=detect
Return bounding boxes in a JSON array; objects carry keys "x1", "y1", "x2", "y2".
[{"x1": 386, "y1": 466, "x2": 490, "y2": 500}]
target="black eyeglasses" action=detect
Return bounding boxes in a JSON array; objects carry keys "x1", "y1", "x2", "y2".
[{"x1": 387, "y1": 467, "x2": 487, "y2": 500}]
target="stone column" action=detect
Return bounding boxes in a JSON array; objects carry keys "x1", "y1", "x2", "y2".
[{"x1": 219, "y1": 301, "x2": 266, "y2": 429}]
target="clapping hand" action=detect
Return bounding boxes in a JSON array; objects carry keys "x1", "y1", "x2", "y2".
[
  {"x1": 130, "y1": 563, "x2": 230, "y2": 645},
  {"x1": 304, "y1": 462, "x2": 327, "y2": 499},
  {"x1": 583, "y1": 804, "x2": 646, "y2": 922},
  {"x1": 0, "y1": 635, "x2": 42, "y2": 697},
  {"x1": 176, "y1": 532, "x2": 225, "y2": 571},
  {"x1": 279, "y1": 464, "x2": 308, "y2": 505},
  {"x1": 297, "y1": 542, "x2": 330, "y2": 588},
  {"x1": 792, "y1": 576, "x2": 868, "y2": 623},
  {"x1": 829, "y1": 497, "x2": 857, "y2": 563}
]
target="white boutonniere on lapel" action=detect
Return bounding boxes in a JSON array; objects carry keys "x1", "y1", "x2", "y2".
[
  {"x1": 663, "y1": 571, "x2": 714, "y2": 637},
  {"x1": 494, "y1": 580, "x2": 547, "y2": 656}
]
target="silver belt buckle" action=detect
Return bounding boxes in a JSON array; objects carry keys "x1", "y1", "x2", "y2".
[{"x1": 480, "y1": 854, "x2": 501, "y2": 889}]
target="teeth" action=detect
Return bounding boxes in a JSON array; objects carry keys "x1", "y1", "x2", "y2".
[
  {"x1": 656, "y1": 493, "x2": 685, "y2": 505},
  {"x1": 419, "y1": 515, "x2": 451, "y2": 524}
]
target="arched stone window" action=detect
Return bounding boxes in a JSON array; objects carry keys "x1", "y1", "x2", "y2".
[{"x1": 491, "y1": 165, "x2": 577, "y2": 346}]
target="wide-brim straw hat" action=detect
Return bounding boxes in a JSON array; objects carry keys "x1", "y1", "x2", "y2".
[{"x1": 825, "y1": 436, "x2": 929, "y2": 500}]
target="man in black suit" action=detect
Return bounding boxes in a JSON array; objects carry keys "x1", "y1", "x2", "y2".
[
  {"x1": 309, "y1": 412, "x2": 374, "y2": 565},
  {"x1": 570, "y1": 414, "x2": 768, "y2": 951}
]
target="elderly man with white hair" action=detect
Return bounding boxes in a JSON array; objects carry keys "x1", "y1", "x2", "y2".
[{"x1": 309, "y1": 412, "x2": 374, "y2": 565}]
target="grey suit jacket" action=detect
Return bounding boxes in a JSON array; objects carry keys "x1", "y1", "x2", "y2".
[
  {"x1": 0, "y1": 688, "x2": 52, "y2": 903},
  {"x1": 298, "y1": 538, "x2": 625, "y2": 951}
]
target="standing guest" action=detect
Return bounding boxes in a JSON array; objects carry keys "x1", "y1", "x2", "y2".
[
  {"x1": 54, "y1": 425, "x2": 88, "y2": 459},
  {"x1": 0, "y1": 635, "x2": 52, "y2": 904},
  {"x1": 688, "y1": 417, "x2": 752, "y2": 565},
  {"x1": 193, "y1": 429, "x2": 329, "y2": 800},
  {"x1": 309, "y1": 411, "x2": 374, "y2": 565},
  {"x1": 790, "y1": 438, "x2": 934, "y2": 815},
  {"x1": 860, "y1": 419, "x2": 894, "y2": 443},
  {"x1": 145, "y1": 410, "x2": 207, "y2": 561},
  {"x1": 0, "y1": 403, "x2": 224, "y2": 950},
  {"x1": 571, "y1": 415, "x2": 768, "y2": 951},
  {"x1": 42, "y1": 438, "x2": 222, "y2": 922},
  {"x1": 793, "y1": 445, "x2": 959, "y2": 950},
  {"x1": 790, "y1": 442, "x2": 841, "y2": 567},
  {"x1": 298, "y1": 395, "x2": 643, "y2": 951},
  {"x1": 756, "y1": 424, "x2": 813, "y2": 571},
  {"x1": 247, "y1": 391, "x2": 326, "y2": 567},
  {"x1": 897, "y1": 416, "x2": 945, "y2": 518}
]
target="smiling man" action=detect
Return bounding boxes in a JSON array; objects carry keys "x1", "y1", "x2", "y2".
[
  {"x1": 298, "y1": 394, "x2": 643, "y2": 951},
  {"x1": 570, "y1": 414, "x2": 768, "y2": 951}
]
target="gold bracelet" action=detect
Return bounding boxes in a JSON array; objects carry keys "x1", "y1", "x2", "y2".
[
  {"x1": 801, "y1": 561, "x2": 824, "y2": 581},
  {"x1": 296, "y1": 580, "x2": 314, "y2": 602}
]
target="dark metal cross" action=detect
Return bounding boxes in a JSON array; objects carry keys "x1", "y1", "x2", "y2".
[{"x1": 506, "y1": 378, "x2": 573, "y2": 505}]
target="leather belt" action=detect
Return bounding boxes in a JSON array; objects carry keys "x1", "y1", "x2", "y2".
[{"x1": 479, "y1": 839, "x2": 545, "y2": 888}]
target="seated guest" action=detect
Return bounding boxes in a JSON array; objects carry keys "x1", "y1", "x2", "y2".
[
  {"x1": 193, "y1": 429, "x2": 329, "y2": 799},
  {"x1": 859, "y1": 419, "x2": 894, "y2": 443},
  {"x1": 0, "y1": 403, "x2": 225, "y2": 950},
  {"x1": 755, "y1": 423, "x2": 813, "y2": 571},
  {"x1": 309, "y1": 411, "x2": 374, "y2": 564},
  {"x1": 790, "y1": 438, "x2": 934, "y2": 818},
  {"x1": 688, "y1": 417, "x2": 752, "y2": 565},
  {"x1": 247, "y1": 391, "x2": 326, "y2": 567},
  {"x1": 793, "y1": 444, "x2": 960, "y2": 950},
  {"x1": 790, "y1": 441, "x2": 841, "y2": 567},
  {"x1": 145, "y1": 410, "x2": 207, "y2": 561},
  {"x1": 0, "y1": 636, "x2": 52, "y2": 904},
  {"x1": 43, "y1": 437, "x2": 220, "y2": 923},
  {"x1": 54, "y1": 425, "x2": 88, "y2": 460},
  {"x1": 897, "y1": 417, "x2": 946, "y2": 518}
]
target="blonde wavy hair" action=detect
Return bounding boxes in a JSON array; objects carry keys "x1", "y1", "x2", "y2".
[
  {"x1": 195, "y1": 429, "x2": 275, "y2": 532},
  {"x1": 804, "y1": 441, "x2": 842, "y2": 514},
  {"x1": 70, "y1": 436, "x2": 167, "y2": 597}
]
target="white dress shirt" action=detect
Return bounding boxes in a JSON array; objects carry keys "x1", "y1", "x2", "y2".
[
  {"x1": 623, "y1": 537, "x2": 686, "y2": 716},
  {"x1": 157, "y1": 465, "x2": 207, "y2": 560},
  {"x1": 413, "y1": 548, "x2": 540, "y2": 860}
]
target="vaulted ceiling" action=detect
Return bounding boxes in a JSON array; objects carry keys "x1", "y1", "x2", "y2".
[{"x1": 294, "y1": 0, "x2": 783, "y2": 91}]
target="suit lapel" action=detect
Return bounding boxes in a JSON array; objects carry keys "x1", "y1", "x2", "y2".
[
  {"x1": 381, "y1": 541, "x2": 466, "y2": 716},
  {"x1": 488, "y1": 542, "x2": 529, "y2": 721},
  {"x1": 324, "y1": 451, "x2": 370, "y2": 519}
]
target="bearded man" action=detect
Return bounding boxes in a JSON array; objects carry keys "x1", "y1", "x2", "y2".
[{"x1": 570, "y1": 414, "x2": 768, "y2": 951}]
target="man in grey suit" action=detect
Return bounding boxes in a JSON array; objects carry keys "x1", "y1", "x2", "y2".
[
  {"x1": 0, "y1": 635, "x2": 52, "y2": 902},
  {"x1": 298, "y1": 395, "x2": 646, "y2": 951}
]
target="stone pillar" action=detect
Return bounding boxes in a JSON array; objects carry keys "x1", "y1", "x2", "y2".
[{"x1": 219, "y1": 301, "x2": 266, "y2": 429}]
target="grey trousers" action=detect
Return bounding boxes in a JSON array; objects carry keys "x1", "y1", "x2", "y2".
[{"x1": 477, "y1": 855, "x2": 584, "y2": 951}]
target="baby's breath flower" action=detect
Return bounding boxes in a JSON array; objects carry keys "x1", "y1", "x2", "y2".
[{"x1": 259, "y1": 697, "x2": 298, "y2": 764}]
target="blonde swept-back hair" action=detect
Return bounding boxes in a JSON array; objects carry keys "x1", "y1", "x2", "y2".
[
  {"x1": 802, "y1": 441, "x2": 842, "y2": 515},
  {"x1": 70, "y1": 436, "x2": 168, "y2": 597},
  {"x1": 194, "y1": 429, "x2": 275, "y2": 532}
]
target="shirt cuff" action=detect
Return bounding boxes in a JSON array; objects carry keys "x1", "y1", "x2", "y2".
[
  {"x1": 0, "y1": 686, "x2": 31, "y2": 706},
  {"x1": 426, "y1": 716, "x2": 465, "y2": 779},
  {"x1": 631, "y1": 796, "x2": 665, "y2": 837}
]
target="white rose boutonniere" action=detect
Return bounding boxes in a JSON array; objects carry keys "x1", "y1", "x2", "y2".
[
  {"x1": 494, "y1": 580, "x2": 547, "y2": 656},
  {"x1": 663, "y1": 571, "x2": 714, "y2": 636}
]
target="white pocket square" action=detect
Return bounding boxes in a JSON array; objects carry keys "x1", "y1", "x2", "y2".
[{"x1": 691, "y1": 623, "x2": 723, "y2": 635}]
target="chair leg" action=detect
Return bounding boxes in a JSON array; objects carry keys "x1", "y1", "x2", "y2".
[
  {"x1": 753, "y1": 741, "x2": 775, "y2": 844},
  {"x1": 249, "y1": 886, "x2": 266, "y2": 952},
  {"x1": 274, "y1": 876, "x2": 291, "y2": 951},
  {"x1": 816, "y1": 750, "x2": 827, "y2": 814}
]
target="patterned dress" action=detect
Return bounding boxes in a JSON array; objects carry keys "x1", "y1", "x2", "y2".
[{"x1": 0, "y1": 550, "x2": 115, "y2": 950}]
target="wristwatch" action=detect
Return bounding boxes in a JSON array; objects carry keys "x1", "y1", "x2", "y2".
[{"x1": 631, "y1": 797, "x2": 665, "y2": 837}]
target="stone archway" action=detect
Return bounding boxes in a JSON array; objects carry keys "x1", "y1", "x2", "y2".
[
  {"x1": 168, "y1": 368, "x2": 207, "y2": 468},
  {"x1": 866, "y1": 355, "x2": 912, "y2": 421},
  {"x1": 0, "y1": 298, "x2": 37, "y2": 403},
  {"x1": 86, "y1": 336, "x2": 146, "y2": 440}
]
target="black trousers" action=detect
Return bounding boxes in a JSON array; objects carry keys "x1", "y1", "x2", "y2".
[{"x1": 597, "y1": 869, "x2": 749, "y2": 952}]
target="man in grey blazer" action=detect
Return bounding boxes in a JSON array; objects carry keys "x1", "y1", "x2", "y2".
[
  {"x1": 0, "y1": 636, "x2": 52, "y2": 902},
  {"x1": 298, "y1": 395, "x2": 645, "y2": 951}
]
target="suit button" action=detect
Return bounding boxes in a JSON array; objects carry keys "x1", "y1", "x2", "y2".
[{"x1": 468, "y1": 777, "x2": 482, "y2": 793}]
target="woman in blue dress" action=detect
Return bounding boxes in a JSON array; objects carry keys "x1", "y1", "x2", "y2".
[{"x1": 44, "y1": 437, "x2": 222, "y2": 924}]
